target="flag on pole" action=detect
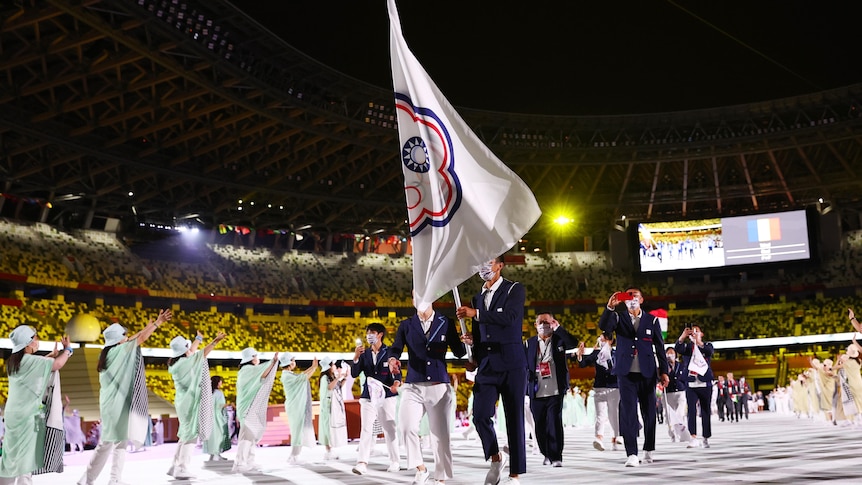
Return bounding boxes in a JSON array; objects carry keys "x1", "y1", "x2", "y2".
[{"x1": 388, "y1": 0, "x2": 542, "y2": 311}]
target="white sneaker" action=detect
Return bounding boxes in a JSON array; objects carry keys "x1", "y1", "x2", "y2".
[
  {"x1": 643, "y1": 451, "x2": 654, "y2": 463},
  {"x1": 593, "y1": 439, "x2": 605, "y2": 451},
  {"x1": 624, "y1": 454, "x2": 639, "y2": 467},
  {"x1": 412, "y1": 468, "x2": 430, "y2": 485},
  {"x1": 323, "y1": 451, "x2": 338, "y2": 461},
  {"x1": 287, "y1": 455, "x2": 299, "y2": 465},
  {"x1": 702, "y1": 438, "x2": 711, "y2": 449},
  {"x1": 352, "y1": 462, "x2": 368, "y2": 475},
  {"x1": 485, "y1": 452, "x2": 508, "y2": 485},
  {"x1": 387, "y1": 462, "x2": 401, "y2": 473},
  {"x1": 687, "y1": 438, "x2": 701, "y2": 448},
  {"x1": 551, "y1": 461, "x2": 562, "y2": 467},
  {"x1": 612, "y1": 439, "x2": 620, "y2": 451},
  {"x1": 500, "y1": 478, "x2": 521, "y2": 485}
]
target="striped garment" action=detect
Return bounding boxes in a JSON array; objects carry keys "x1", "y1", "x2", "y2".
[
  {"x1": 197, "y1": 361, "x2": 214, "y2": 442},
  {"x1": 127, "y1": 348, "x2": 150, "y2": 447},
  {"x1": 241, "y1": 369, "x2": 276, "y2": 442},
  {"x1": 34, "y1": 371, "x2": 64, "y2": 475}
]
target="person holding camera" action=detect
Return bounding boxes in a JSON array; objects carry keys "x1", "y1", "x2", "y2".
[
  {"x1": 675, "y1": 323, "x2": 715, "y2": 448},
  {"x1": 599, "y1": 288, "x2": 669, "y2": 467}
]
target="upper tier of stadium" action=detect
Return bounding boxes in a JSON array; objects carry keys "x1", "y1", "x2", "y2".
[{"x1": 1, "y1": 0, "x2": 862, "y2": 242}]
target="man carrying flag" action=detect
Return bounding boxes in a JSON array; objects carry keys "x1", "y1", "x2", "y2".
[
  {"x1": 388, "y1": 0, "x2": 539, "y2": 482},
  {"x1": 457, "y1": 257, "x2": 528, "y2": 485}
]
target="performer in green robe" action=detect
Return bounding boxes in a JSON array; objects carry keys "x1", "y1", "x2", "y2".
[
  {"x1": 279, "y1": 352, "x2": 319, "y2": 464},
  {"x1": 318, "y1": 356, "x2": 348, "y2": 460},
  {"x1": 167, "y1": 330, "x2": 226, "y2": 479},
  {"x1": 0, "y1": 325, "x2": 73, "y2": 485},
  {"x1": 233, "y1": 347, "x2": 279, "y2": 474},
  {"x1": 203, "y1": 375, "x2": 230, "y2": 461},
  {"x1": 78, "y1": 309, "x2": 171, "y2": 485}
]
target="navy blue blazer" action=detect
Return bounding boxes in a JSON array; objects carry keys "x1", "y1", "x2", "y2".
[
  {"x1": 390, "y1": 312, "x2": 467, "y2": 384},
  {"x1": 471, "y1": 278, "x2": 528, "y2": 372},
  {"x1": 673, "y1": 340, "x2": 715, "y2": 384},
  {"x1": 598, "y1": 306, "x2": 669, "y2": 379},
  {"x1": 666, "y1": 360, "x2": 687, "y2": 392},
  {"x1": 350, "y1": 343, "x2": 401, "y2": 399},
  {"x1": 525, "y1": 326, "x2": 578, "y2": 399},
  {"x1": 578, "y1": 348, "x2": 618, "y2": 389}
]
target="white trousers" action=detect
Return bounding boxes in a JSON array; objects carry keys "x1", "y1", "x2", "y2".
[
  {"x1": 78, "y1": 440, "x2": 126, "y2": 485},
  {"x1": 235, "y1": 426, "x2": 258, "y2": 468},
  {"x1": 665, "y1": 391, "x2": 688, "y2": 433},
  {"x1": 399, "y1": 383, "x2": 453, "y2": 481},
  {"x1": 357, "y1": 396, "x2": 399, "y2": 464},
  {"x1": 0, "y1": 474, "x2": 33, "y2": 485},
  {"x1": 593, "y1": 387, "x2": 620, "y2": 438}
]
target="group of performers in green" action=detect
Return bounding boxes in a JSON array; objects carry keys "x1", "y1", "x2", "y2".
[{"x1": 0, "y1": 309, "x2": 348, "y2": 484}]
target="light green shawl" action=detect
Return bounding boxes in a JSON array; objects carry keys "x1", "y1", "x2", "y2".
[
  {"x1": 99, "y1": 340, "x2": 142, "y2": 442},
  {"x1": 0, "y1": 354, "x2": 54, "y2": 477},
  {"x1": 169, "y1": 351, "x2": 206, "y2": 442},
  {"x1": 281, "y1": 370, "x2": 313, "y2": 447}
]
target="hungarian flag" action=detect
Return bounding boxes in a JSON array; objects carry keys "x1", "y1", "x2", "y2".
[{"x1": 388, "y1": 0, "x2": 541, "y2": 310}]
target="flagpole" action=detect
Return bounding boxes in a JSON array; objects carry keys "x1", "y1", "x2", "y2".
[{"x1": 451, "y1": 287, "x2": 473, "y2": 362}]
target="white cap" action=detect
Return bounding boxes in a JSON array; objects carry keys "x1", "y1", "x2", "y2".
[
  {"x1": 240, "y1": 347, "x2": 257, "y2": 365},
  {"x1": 278, "y1": 352, "x2": 295, "y2": 368},
  {"x1": 847, "y1": 345, "x2": 860, "y2": 359},
  {"x1": 10, "y1": 325, "x2": 36, "y2": 353},
  {"x1": 103, "y1": 323, "x2": 127, "y2": 346},
  {"x1": 320, "y1": 355, "x2": 334, "y2": 369},
  {"x1": 169, "y1": 336, "x2": 191, "y2": 358}
]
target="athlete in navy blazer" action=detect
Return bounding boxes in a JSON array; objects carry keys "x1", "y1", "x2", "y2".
[
  {"x1": 388, "y1": 306, "x2": 466, "y2": 483},
  {"x1": 599, "y1": 287, "x2": 669, "y2": 467},
  {"x1": 457, "y1": 256, "x2": 528, "y2": 484},
  {"x1": 524, "y1": 313, "x2": 577, "y2": 465},
  {"x1": 674, "y1": 324, "x2": 715, "y2": 447}
]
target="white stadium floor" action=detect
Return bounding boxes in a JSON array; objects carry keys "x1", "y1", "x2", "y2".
[{"x1": 45, "y1": 412, "x2": 854, "y2": 484}]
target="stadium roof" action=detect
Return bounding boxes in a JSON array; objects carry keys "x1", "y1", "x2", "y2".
[{"x1": 1, "y1": 0, "x2": 861, "y2": 250}]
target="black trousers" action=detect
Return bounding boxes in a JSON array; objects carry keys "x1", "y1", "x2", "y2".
[
  {"x1": 686, "y1": 385, "x2": 713, "y2": 438},
  {"x1": 473, "y1": 366, "x2": 528, "y2": 476},
  {"x1": 530, "y1": 393, "x2": 565, "y2": 462},
  {"x1": 618, "y1": 372, "x2": 657, "y2": 456}
]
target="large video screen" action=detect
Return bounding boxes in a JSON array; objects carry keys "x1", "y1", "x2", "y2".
[{"x1": 637, "y1": 210, "x2": 811, "y2": 273}]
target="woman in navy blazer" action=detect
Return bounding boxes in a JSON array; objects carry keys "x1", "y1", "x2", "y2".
[{"x1": 674, "y1": 324, "x2": 714, "y2": 448}]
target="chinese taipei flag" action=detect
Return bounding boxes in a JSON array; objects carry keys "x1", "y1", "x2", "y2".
[{"x1": 388, "y1": 0, "x2": 541, "y2": 311}]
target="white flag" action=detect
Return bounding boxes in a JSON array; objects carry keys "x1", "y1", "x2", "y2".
[{"x1": 388, "y1": 0, "x2": 542, "y2": 311}]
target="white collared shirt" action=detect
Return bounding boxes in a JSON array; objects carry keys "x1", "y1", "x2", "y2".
[
  {"x1": 480, "y1": 277, "x2": 504, "y2": 318},
  {"x1": 420, "y1": 311, "x2": 435, "y2": 335}
]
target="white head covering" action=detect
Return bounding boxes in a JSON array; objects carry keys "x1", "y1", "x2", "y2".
[
  {"x1": 103, "y1": 323, "x2": 127, "y2": 346},
  {"x1": 847, "y1": 345, "x2": 860, "y2": 359},
  {"x1": 10, "y1": 325, "x2": 36, "y2": 353},
  {"x1": 169, "y1": 336, "x2": 191, "y2": 358},
  {"x1": 240, "y1": 347, "x2": 258, "y2": 365},
  {"x1": 320, "y1": 355, "x2": 334, "y2": 369},
  {"x1": 278, "y1": 352, "x2": 295, "y2": 368}
]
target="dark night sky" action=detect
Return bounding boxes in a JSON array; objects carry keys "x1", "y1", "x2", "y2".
[{"x1": 231, "y1": 1, "x2": 862, "y2": 116}]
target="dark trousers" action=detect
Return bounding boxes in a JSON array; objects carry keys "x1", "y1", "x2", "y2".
[
  {"x1": 618, "y1": 372, "x2": 657, "y2": 456},
  {"x1": 686, "y1": 385, "x2": 712, "y2": 438},
  {"x1": 735, "y1": 396, "x2": 749, "y2": 419},
  {"x1": 716, "y1": 395, "x2": 725, "y2": 420},
  {"x1": 530, "y1": 394, "x2": 564, "y2": 462},
  {"x1": 473, "y1": 366, "x2": 527, "y2": 476},
  {"x1": 726, "y1": 397, "x2": 738, "y2": 421}
]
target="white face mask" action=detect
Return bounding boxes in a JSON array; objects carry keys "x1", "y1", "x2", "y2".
[
  {"x1": 478, "y1": 262, "x2": 496, "y2": 281},
  {"x1": 537, "y1": 324, "x2": 552, "y2": 337},
  {"x1": 667, "y1": 353, "x2": 676, "y2": 362},
  {"x1": 626, "y1": 299, "x2": 640, "y2": 311},
  {"x1": 366, "y1": 334, "x2": 378, "y2": 345}
]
